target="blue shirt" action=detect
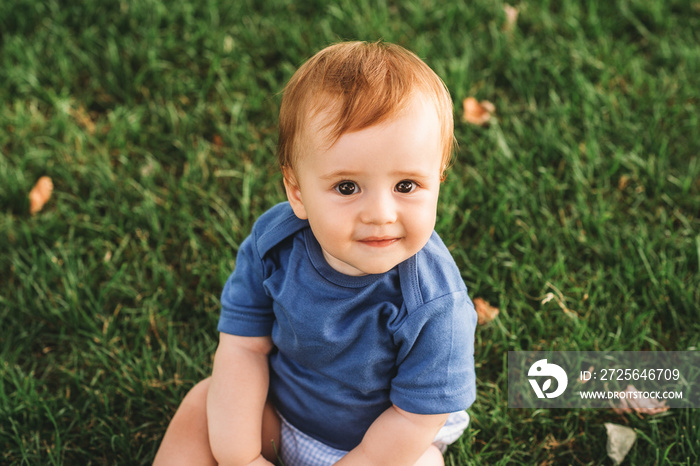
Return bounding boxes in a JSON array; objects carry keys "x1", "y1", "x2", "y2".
[{"x1": 218, "y1": 202, "x2": 476, "y2": 451}]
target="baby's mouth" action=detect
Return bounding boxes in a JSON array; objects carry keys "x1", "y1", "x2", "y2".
[{"x1": 358, "y1": 237, "x2": 400, "y2": 247}]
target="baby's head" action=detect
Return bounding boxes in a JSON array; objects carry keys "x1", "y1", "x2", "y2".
[
  {"x1": 278, "y1": 40, "x2": 454, "y2": 180},
  {"x1": 278, "y1": 41, "x2": 455, "y2": 276}
]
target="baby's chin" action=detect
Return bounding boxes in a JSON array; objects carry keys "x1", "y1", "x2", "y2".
[{"x1": 354, "y1": 260, "x2": 405, "y2": 276}]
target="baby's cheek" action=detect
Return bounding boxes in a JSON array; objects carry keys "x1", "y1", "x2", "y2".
[
  {"x1": 410, "y1": 209, "x2": 436, "y2": 231},
  {"x1": 408, "y1": 215, "x2": 436, "y2": 250}
]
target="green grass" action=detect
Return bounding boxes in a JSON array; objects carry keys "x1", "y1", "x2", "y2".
[{"x1": 1, "y1": 0, "x2": 699, "y2": 464}]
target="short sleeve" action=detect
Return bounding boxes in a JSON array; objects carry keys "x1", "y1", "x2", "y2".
[
  {"x1": 390, "y1": 291, "x2": 477, "y2": 414},
  {"x1": 217, "y1": 233, "x2": 275, "y2": 336}
]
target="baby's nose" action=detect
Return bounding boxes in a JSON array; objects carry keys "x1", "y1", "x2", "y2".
[{"x1": 360, "y1": 192, "x2": 397, "y2": 225}]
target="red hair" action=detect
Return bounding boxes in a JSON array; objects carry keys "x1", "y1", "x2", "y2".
[{"x1": 278, "y1": 41, "x2": 455, "y2": 179}]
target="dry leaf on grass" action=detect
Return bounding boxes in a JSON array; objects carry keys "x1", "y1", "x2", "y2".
[
  {"x1": 462, "y1": 97, "x2": 495, "y2": 126},
  {"x1": 605, "y1": 423, "x2": 636, "y2": 465},
  {"x1": 70, "y1": 105, "x2": 96, "y2": 134},
  {"x1": 542, "y1": 433, "x2": 574, "y2": 450},
  {"x1": 29, "y1": 176, "x2": 54, "y2": 215},
  {"x1": 473, "y1": 297, "x2": 499, "y2": 325},
  {"x1": 618, "y1": 174, "x2": 630, "y2": 190},
  {"x1": 612, "y1": 385, "x2": 670, "y2": 415},
  {"x1": 503, "y1": 4, "x2": 519, "y2": 32}
]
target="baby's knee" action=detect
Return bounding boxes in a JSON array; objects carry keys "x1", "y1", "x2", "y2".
[
  {"x1": 182, "y1": 377, "x2": 211, "y2": 410},
  {"x1": 414, "y1": 445, "x2": 444, "y2": 466}
]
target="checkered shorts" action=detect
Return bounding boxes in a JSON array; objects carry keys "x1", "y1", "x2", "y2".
[{"x1": 278, "y1": 410, "x2": 470, "y2": 466}]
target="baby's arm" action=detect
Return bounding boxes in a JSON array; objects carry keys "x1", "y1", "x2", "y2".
[
  {"x1": 336, "y1": 405, "x2": 448, "y2": 465},
  {"x1": 207, "y1": 332, "x2": 274, "y2": 465}
]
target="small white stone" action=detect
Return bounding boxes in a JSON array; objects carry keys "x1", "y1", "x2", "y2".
[{"x1": 605, "y1": 423, "x2": 637, "y2": 465}]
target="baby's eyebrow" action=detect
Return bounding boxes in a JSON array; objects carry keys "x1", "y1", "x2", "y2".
[
  {"x1": 390, "y1": 170, "x2": 431, "y2": 179},
  {"x1": 320, "y1": 170, "x2": 361, "y2": 180}
]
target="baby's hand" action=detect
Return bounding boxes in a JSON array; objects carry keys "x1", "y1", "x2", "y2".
[{"x1": 244, "y1": 454, "x2": 275, "y2": 466}]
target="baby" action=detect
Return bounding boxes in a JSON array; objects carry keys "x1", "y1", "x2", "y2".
[{"x1": 154, "y1": 41, "x2": 477, "y2": 466}]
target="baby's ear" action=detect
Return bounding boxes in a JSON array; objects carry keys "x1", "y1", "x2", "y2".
[{"x1": 282, "y1": 167, "x2": 308, "y2": 220}]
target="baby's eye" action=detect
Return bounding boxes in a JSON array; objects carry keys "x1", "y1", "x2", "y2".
[
  {"x1": 335, "y1": 181, "x2": 358, "y2": 195},
  {"x1": 395, "y1": 180, "x2": 416, "y2": 194}
]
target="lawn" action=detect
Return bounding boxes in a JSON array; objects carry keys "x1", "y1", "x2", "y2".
[{"x1": 1, "y1": 0, "x2": 698, "y2": 464}]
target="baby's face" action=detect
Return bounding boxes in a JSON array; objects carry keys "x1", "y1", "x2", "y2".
[{"x1": 285, "y1": 95, "x2": 443, "y2": 276}]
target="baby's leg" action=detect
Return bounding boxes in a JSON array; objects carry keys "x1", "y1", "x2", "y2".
[
  {"x1": 414, "y1": 444, "x2": 445, "y2": 466},
  {"x1": 261, "y1": 393, "x2": 282, "y2": 460},
  {"x1": 153, "y1": 377, "x2": 281, "y2": 465},
  {"x1": 153, "y1": 378, "x2": 215, "y2": 466}
]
